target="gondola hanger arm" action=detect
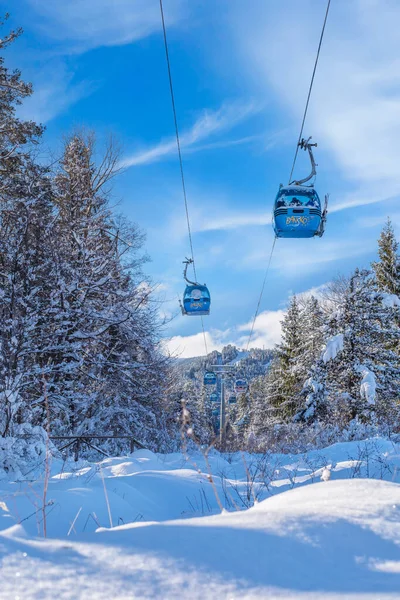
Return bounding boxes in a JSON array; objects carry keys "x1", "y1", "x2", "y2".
[
  {"x1": 290, "y1": 137, "x2": 318, "y2": 186},
  {"x1": 183, "y1": 257, "x2": 198, "y2": 286}
]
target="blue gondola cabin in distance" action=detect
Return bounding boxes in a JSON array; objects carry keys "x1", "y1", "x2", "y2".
[
  {"x1": 204, "y1": 371, "x2": 217, "y2": 385},
  {"x1": 182, "y1": 284, "x2": 210, "y2": 316}
]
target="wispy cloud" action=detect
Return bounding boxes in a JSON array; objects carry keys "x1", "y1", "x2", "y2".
[
  {"x1": 357, "y1": 212, "x2": 400, "y2": 229},
  {"x1": 196, "y1": 210, "x2": 271, "y2": 232},
  {"x1": 17, "y1": 62, "x2": 93, "y2": 124},
  {"x1": 330, "y1": 188, "x2": 400, "y2": 214},
  {"x1": 120, "y1": 101, "x2": 261, "y2": 168},
  {"x1": 183, "y1": 134, "x2": 261, "y2": 155},
  {"x1": 241, "y1": 236, "x2": 373, "y2": 274},
  {"x1": 25, "y1": 0, "x2": 187, "y2": 53}
]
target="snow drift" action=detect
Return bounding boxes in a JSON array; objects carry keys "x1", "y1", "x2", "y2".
[{"x1": 0, "y1": 439, "x2": 399, "y2": 598}]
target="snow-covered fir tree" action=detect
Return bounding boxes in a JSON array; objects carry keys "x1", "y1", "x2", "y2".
[
  {"x1": 48, "y1": 133, "x2": 170, "y2": 449},
  {"x1": 372, "y1": 218, "x2": 400, "y2": 296},
  {"x1": 298, "y1": 269, "x2": 400, "y2": 429},
  {"x1": 0, "y1": 19, "x2": 53, "y2": 441},
  {"x1": 0, "y1": 19, "x2": 174, "y2": 455},
  {"x1": 234, "y1": 389, "x2": 250, "y2": 445},
  {"x1": 269, "y1": 296, "x2": 304, "y2": 419},
  {"x1": 298, "y1": 295, "x2": 325, "y2": 369},
  {"x1": 247, "y1": 375, "x2": 272, "y2": 441}
]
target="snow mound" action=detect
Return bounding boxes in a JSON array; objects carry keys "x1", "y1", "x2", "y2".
[
  {"x1": 322, "y1": 333, "x2": 344, "y2": 363},
  {"x1": 1, "y1": 479, "x2": 400, "y2": 599},
  {"x1": 381, "y1": 293, "x2": 400, "y2": 308},
  {"x1": 0, "y1": 438, "x2": 399, "y2": 597},
  {"x1": 358, "y1": 365, "x2": 377, "y2": 405}
]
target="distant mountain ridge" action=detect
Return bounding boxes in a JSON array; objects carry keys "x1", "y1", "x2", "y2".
[{"x1": 174, "y1": 345, "x2": 274, "y2": 389}]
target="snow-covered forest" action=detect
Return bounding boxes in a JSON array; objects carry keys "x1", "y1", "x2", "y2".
[
  {"x1": 2, "y1": 11, "x2": 400, "y2": 599},
  {"x1": 0, "y1": 21, "x2": 175, "y2": 468},
  {"x1": 172, "y1": 235, "x2": 400, "y2": 451},
  {"x1": 1, "y1": 18, "x2": 400, "y2": 470}
]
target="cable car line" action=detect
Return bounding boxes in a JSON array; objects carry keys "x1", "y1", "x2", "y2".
[
  {"x1": 159, "y1": 0, "x2": 209, "y2": 356},
  {"x1": 201, "y1": 321, "x2": 209, "y2": 355},
  {"x1": 159, "y1": 0, "x2": 195, "y2": 275},
  {"x1": 245, "y1": 236, "x2": 277, "y2": 352},
  {"x1": 288, "y1": 0, "x2": 331, "y2": 185},
  {"x1": 245, "y1": 1, "x2": 331, "y2": 352}
]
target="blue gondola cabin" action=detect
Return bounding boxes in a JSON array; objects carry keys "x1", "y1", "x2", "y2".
[
  {"x1": 273, "y1": 185, "x2": 324, "y2": 238},
  {"x1": 204, "y1": 371, "x2": 217, "y2": 386},
  {"x1": 182, "y1": 284, "x2": 210, "y2": 316},
  {"x1": 234, "y1": 379, "x2": 248, "y2": 394}
]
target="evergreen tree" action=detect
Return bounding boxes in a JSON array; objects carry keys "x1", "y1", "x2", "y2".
[
  {"x1": 298, "y1": 296, "x2": 325, "y2": 369},
  {"x1": 184, "y1": 379, "x2": 212, "y2": 445},
  {"x1": 48, "y1": 134, "x2": 170, "y2": 447},
  {"x1": 248, "y1": 375, "x2": 274, "y2": 440},
  {"x1": 272, "y1": 296, "x2": 304, "y2": 418},
  {"x1": 371, "y1": 217, "x2": 400, "y2": 357},
  {"x1": 301, "y1": 270, "x2": 400, "y2": 428},
  {"x1": 0, "y1": 18, "x2": 177, "y2": 455},
  {"x1": 294, "y1": 296, "x2": 328, "y2": 423},
  {"x1": 0, "y1": 18, "x2": 53, "y2": 439},
  {"x1": 234, "y1": 389, "x2": 250, "y2": 446},
  {"x1": 372, "y1": 218, "x2": 400, "y2": 295}
]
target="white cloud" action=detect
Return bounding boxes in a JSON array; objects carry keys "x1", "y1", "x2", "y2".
[
  {"x1": 165, "y1": 331, "x2": 223, "y2": 359},
  {"x1": 241, "y1": 236, "x2": 372, "y2": 274},
  {"x1": 195, "y1": 210, "x2": 271, "y2": 233},
  {"x1": 236, "y1": 309, "x2": 284, "y2": 350},
  {"x1": 120, "y1": 101, "x2": 260, "y2": 169},
  {"x1": 357, "y1": 213, "x2": 400, "y2": 229},
  {"x1": 26, "y1": 0, "x2": 186, "y2": 53},
  {"x1": 329, "y1": 185, "x2": 400, "y2": 214},
  {"x1": 184, "y1": 134, "x2": 261, "y2": 154},
  {"x1": 296, "y1": 283, "x2": 329, "y2": 302},
  {"x1": 17, "y1": 62, "x2": 93, "y2": 124},
  {"x1": 165, "y1": 308, "x2": 284, "y2": 358}
]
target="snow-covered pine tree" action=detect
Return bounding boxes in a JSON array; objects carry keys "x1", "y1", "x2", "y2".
[
  {"x1": 221, "y1": 345, "x2": 238, "y2": 363},
  {"x1": 0, "y1": 18, "x2": 54, "y2": 446},
  {"x1": 298, "y1": 295, "x2": 325, "y2": 369},
  {"x1": 0, "y1": 18, "x2": 42, "y2": 168},
  {"x1": 185, "y1": 379, "x2": 213, "y2": 445},
  {"x1": 316, "y1": 269, "x2": 400, "y2": 428},
  {"x1": 0, "y1": 18, "x2": 175, "y2": 456},
  {"x1": 234, "y1": 388, "x2": 250, "y2": 447},
  {"x1": 48, "y1": 133, "x2": 170, "y2": 449},
  {"x1": 248, "y1": 374, "x2": 273, "y2": 443},
  {"x1": 372, "y1": 218, "x2": 400, "y2": 295},
  {"x1": 272, "y1": 295, "x2": 304, "y2": 419},
  {"x1": 293, "y1": 295, "x2": 327, "y2": 422},
  {"x1": 370, "y1": 220, "x2": 400, "y2": 427}
]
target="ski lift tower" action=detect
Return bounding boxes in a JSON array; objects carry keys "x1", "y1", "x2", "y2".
[{"x1": 210, "y1": 361, "x2": 236, "y2": 450}]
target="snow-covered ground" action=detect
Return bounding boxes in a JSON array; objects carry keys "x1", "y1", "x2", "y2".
[{"x1": 1, "y1": 438, "x2": 400, "y2": 598}]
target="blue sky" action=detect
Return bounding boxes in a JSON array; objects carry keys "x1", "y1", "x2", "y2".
[{"x1": 6, "y1": 0, "x2": 400, "y2": 356}]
